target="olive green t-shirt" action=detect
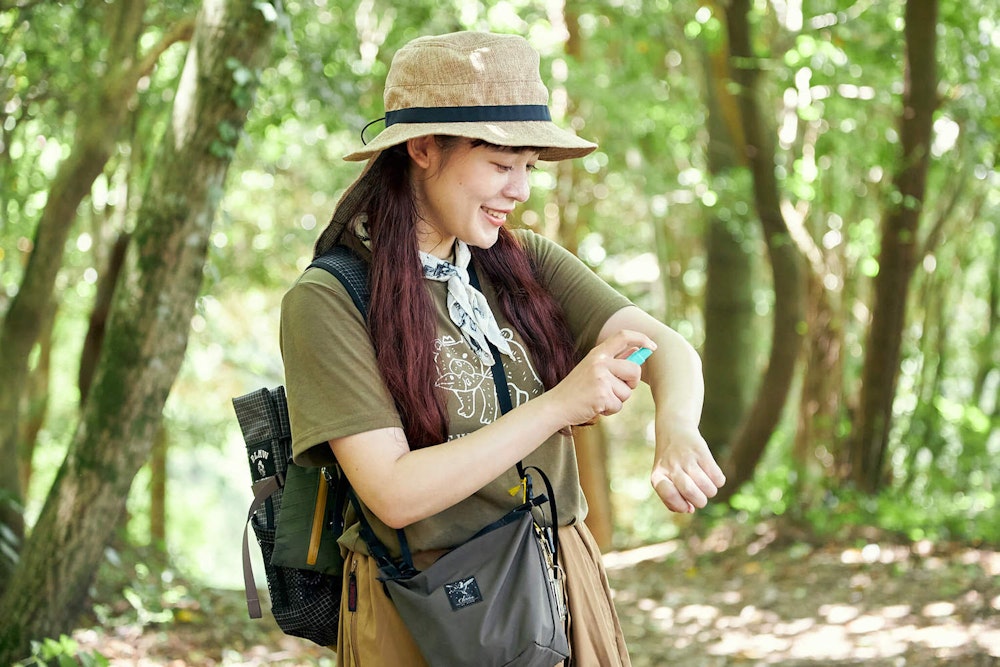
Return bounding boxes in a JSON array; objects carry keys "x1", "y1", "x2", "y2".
[{"x1": 279, "y1": 228, "x2": 632, "y2": 556}]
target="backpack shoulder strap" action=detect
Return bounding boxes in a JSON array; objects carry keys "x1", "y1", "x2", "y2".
[
  {"x1": 306, "y1": 248, "x2": 413, "y2": 576},
  {"x1": 308, "y1": 245, "x2": 370, "y2": 320}
]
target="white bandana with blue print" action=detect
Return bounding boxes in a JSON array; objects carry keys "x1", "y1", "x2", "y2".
[{"x1": 353, "y1": 217, "x2": 514, "y2": 366}]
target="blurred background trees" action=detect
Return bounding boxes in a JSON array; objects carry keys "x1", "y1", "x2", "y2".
[
  {"x1": 0, "y1": 0, "x2": 997, "y2": 659},
  {"x1": 0, "y1": 0, "x2": 275, "y2": 659}
]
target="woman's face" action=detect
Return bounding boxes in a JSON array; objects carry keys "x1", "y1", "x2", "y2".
[{"x1": 407, "y1": 136, "x2": 540, "y2": 259}]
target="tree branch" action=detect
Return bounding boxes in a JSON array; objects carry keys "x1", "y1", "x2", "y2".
[
  {"x1": 133, "y1": 17, "x2": 197, "y2": 80},
  {"x1": 919, "y1": 123, "x2": 972, "y2": 260}
]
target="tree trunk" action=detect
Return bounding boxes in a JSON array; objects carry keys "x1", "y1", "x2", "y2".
[
  {"x1": 150, "y1": 426, "x2": 168, "y2": 549},
  {"x1": 0, "y1": 1, "x2": 274, "y2": 659},
  {"x1": 702, "y1": 219, "x2": 756, "y2": 454},
  {"x1": 973, "y1": 234, "x2": 999, "y2": 410},
  {"x1": 556, "y1": 6, "x2": 615, "y2": 547},
  {"x1": 794, "y1": 269, "x2": 843, "y2": 473},
  {"x1": 700, "y1": 37, "x2": 756, "y2": 457},
  {"x1": 902, "y1": 259, "x2": 952, "y2": 487},
  {"x1": 0, "y1": 2, "x2": 193, "y2": 576},
  {"x1": 573, "y1": 425, "x2": 613, "y2": 551},
  {"x1": 17, "y1": 299, "x2": 56, "y2": 499},
  {"x1": 0, "y1": 1, "x2": 145, "y2": 549},
  {"x1": 717, "y1": 0, "x2": 806, "y2": 501},
  {"x1": 79, "y1": 232, "x2": 132, "y2": 405},
  {"x1": 850, "y1": 0, "x2": 939, "y2": 492}
]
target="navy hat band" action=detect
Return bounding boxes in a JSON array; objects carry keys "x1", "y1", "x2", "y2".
[{"x1": 385, "y1": 104, "x2": 552, "y2": 127}]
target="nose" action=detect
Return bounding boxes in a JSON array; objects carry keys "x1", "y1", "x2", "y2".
[{"x1": 503, "y1": 169, "x2": 531, "y2": 203}]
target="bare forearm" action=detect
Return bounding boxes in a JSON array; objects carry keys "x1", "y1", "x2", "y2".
[
  {"x1": 334, "y1": 329, "x2": 655, "y2": 528},
  {"x1": 599, "y1": 306, "x2": 725, "y2": 512},
  {"x1": 599, "y1": 306, "x2": 704, "y2": 431},
  {"x1": 644, "y1": 325, "x2": 704, "y2": 433},
  {"x1": 366, "y1": 395, "x2": 568, "y2": 527}
]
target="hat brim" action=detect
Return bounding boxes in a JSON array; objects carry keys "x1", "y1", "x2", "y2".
[{"x1": 344, "y1": 120, "x2": 597, "y2": 162}]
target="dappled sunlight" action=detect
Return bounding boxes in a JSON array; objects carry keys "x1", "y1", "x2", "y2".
[
  {"x1": 695, "y1": 599, "x2": 996, "y2": 662},
  {"x1": 607, "y1": 530, "x2": 1000, "y2": 666}
]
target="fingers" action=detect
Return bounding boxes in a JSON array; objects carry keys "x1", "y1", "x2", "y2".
[
  {"x1": 604, "y1": 329, "x2": 658, "y2": 363},
  {"x1": 594, "y1": 373, "x2": 632, "y2": 417},
  {"x1": 703, "y1": 458, "x2": 727, "y2": 489},
  {"x1": 551, "y1": 330, "x2": 658, "y2": 425},
  {"x1": 652, "y1": 451, "x2": 727, "y2": 514},
  {"x1": 591, "y1": 330, "x2": 655, "y2": 390},
  {"x1": 652, "y1": 475, "x2": 694, "y2": 514},
  {"x1": 609, "y1": 358, "x2": 643, "y2": 390},
  {"x1": 666, "y1": 471, "x2": 710, "y2": 510},
  {"x1": 688, "y1": 461, "x2": 725, "y2": 502}
]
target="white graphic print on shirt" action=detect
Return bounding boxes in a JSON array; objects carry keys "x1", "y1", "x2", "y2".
[{"x1": 433, "y1": 328, "x2": 543, "y2": 429}]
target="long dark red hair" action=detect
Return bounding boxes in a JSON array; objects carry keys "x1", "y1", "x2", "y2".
[{"x1": 350, "y1": 140, "x2": 579, "y2": 448}]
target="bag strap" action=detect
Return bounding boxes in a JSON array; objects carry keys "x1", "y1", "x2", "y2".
[
  {"x1": 241, "y1": 247, "x2": 383, "y2": 618},
  {"x1": 390, "y1": 260, "x2": 560, "y2": 575},
  {"x1": 242, "y1": 474, "x2": 282, "y2": 618},
  {"x1": 309, "y1": 245, "x2": 371, "y2": 318},
  {"x1": 469, "y1": 263, "x2": 561, "y2": 565},
  {"x1": 236, "y1": 385, "x2": 292, "y2": 619},
  {"x1": 310, "y1": 247, "x2": 415, "y2": 577}
]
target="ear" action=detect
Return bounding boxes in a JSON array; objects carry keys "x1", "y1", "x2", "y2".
[{"x1": 406, "y1": 135, "x2": 438, "y2": 170}]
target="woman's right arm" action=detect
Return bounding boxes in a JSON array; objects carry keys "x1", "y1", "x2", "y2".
[{"x1": 331, "y1": 329, "x2": 655, "y2": 528}]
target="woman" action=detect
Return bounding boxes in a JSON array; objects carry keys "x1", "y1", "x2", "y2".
[{"x1": 280, "y1": 31, "x2": 726, "y2": 666}]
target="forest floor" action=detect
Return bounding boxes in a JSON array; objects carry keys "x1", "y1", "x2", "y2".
[{"x1": 70, "y1": 519, "x2": 999, "y2": 666}]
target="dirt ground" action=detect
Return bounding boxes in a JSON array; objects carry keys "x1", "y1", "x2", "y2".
[
  {"x1": 607, "y1": 521, "x2": 999, "y2": 666},
  {"x1": 71, "y1": 520, "x2": 999, "y2": 666}
]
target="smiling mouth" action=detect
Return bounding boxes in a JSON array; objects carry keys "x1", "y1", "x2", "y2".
[{"x1": 482, "y1": 206, "x2": 509, "y2": 223}]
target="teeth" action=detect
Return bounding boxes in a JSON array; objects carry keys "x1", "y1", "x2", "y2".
[{"x1": 483, "y1": 207, "x2": 506, "y2": 220}]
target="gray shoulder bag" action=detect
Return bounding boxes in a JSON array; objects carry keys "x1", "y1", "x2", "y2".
[{"x1": 353, "y1": 264, "x2": 571, "y2": 666}]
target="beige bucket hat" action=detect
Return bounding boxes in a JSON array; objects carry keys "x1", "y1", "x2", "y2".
[
  {"x1": 315, "y1": 31, "x2": 596, "y2": 253},
  {"x1": 346, "y1": 30, "x2": 597, "y2": 162}
]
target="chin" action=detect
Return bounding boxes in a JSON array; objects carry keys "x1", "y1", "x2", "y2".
[{"x1": 467, "y1": 229, "x2": 502, "y2": 250}]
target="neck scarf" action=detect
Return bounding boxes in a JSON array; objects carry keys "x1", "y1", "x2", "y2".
[{"x1": 353, "y1": 218, "x2": 513, "y2": 366}]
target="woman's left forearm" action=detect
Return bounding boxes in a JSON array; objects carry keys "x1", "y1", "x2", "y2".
[
  {"x1": 598, "y1": 305, "x2": 704, "y2": 431},
  {"x1": 598, "y1": 305, "x2": 726, "y2": 512}
]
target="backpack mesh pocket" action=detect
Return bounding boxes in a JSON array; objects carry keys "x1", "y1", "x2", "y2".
[{"x1": 251, "y1": 513, "x2": 341, "y2": 646}]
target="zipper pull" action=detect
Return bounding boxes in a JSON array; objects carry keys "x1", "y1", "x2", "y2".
[{"x1": 348, "y1": 563, "x2": 358, "y2": 612}]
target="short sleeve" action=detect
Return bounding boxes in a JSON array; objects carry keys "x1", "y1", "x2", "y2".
[
  {"x1": 515, "y1": 229, "x2": 633, "y2": 354},
  {"x1": 279, "y1": 268, "x2": 403, "y2": 466}
]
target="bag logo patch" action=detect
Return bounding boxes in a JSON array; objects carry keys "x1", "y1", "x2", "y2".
[{"x1": 444, "y1": 576, "x2": 483, "y2": 611}]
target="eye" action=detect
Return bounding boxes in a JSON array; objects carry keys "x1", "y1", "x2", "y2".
[{"x1": 493, "y1": 163, "x2": 514, "y2": 173}]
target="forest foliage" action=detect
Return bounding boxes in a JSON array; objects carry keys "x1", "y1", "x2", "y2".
[{"x1": 0, "y1": 0, "x2": 998, "y2": 660}]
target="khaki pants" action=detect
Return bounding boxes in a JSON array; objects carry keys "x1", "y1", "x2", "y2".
[{"x1": 335, "y1": 521, "x2": 631, "y2": 666}]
